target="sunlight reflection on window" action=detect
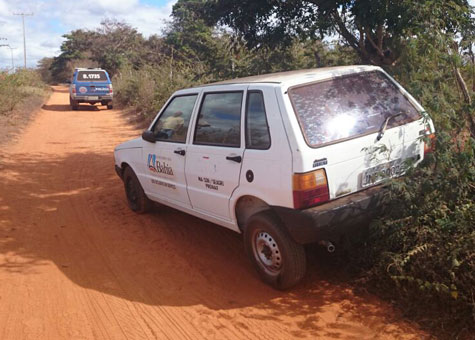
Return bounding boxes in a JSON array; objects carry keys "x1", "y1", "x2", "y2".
[{"x1": 325, "y1": 114, "x2": 356, "y2": 140}]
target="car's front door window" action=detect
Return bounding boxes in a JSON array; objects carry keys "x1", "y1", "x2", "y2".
[{"x1": 152, "y1": 94, "x2": 198, "y2": 143}]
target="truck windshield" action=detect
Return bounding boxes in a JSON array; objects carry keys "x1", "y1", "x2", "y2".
[
  {"x1": 288, "y1": 71, "x2": 421, "y2": 147},
  {"x1": 77, "y1": 71, "x2": 108, "y2": 82}
]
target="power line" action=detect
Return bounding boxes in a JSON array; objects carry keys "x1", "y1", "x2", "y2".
[
  {"x1": 0, "y1": 44, "x2": 16, "y2": 71},
  {"x1": 13, "y1": 12, "x2": 33, "y2": 68}
]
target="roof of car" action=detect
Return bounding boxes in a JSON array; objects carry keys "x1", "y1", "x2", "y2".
[
  {"x1": 75, "y1": 68, "x2": 106, "y2": 71},
  {"x1": 202, "y1": 65, "x2": 381, "y2": 88}
]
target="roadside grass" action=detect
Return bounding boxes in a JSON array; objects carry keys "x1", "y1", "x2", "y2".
[
  {"x1": 0, "y1": 69, "x2": 49, "y2": 115},
  {"x1": 0, "y1": 69, "x2": 50, "y2": 146}
]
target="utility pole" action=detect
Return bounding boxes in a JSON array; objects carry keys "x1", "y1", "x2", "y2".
[
  {"x1": 0, "y1": 44, "x2": 15, "y2": 71},
  {"x1": 7, "y1": 46, "x2": 16, "y2": 71},
  {"x1": 13, "y1": 12, "x2": 33, "y2": 68}
]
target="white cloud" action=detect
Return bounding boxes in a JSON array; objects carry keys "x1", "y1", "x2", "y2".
[{"x1": 0, "y1": 0, "x2": 176, "y2": 69}]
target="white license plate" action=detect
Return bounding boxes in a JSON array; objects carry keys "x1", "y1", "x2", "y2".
[
  {"x1": 87, "y1": 96, "x2": 99, "y2": 100},
  {"x1": 362, "y1": 159, "x2": 405, "y2": 187}
]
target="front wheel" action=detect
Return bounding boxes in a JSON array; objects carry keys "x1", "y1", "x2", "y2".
[
  {"x1": 244, "y1": 210, "x2": 306, "y2": 290},
  {"x1": 107, "y1": 102, "x2": 113, "y2": 109},
  {"x1": 123, "y1": 167, "x2": 152, "y2": 213}
]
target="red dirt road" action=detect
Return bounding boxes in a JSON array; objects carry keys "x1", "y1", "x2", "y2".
[{"x1": 0, "y1": 87, "x2": 428, "y2": 339}]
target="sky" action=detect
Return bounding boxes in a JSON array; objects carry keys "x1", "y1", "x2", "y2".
[
  {"x1": 0, "y1": 0, "x2": 177, "y2": 69},
  {"x1": 0, "y1": 0, "x2": 474, "y2": 70}
]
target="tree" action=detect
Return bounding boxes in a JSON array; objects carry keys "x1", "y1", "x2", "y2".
[
  {"x1": 50, "y1": 29, "x2": 98, "y2": 82},
  {"x1": 92, "y1": 19, "x2": 146, "y2": 76},
  {"x1": 37, "y1": 57, "x2": 54, "y2": 83},
  {"x1": 203, "y1": 0, "x2": 473, "y2": 66},
  {"x1": 49, "y1": 20, "x2": 146, "y2": 82}
]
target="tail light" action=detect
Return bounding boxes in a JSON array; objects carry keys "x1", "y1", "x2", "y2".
[
  {"x1": 108, "y1": 84, "x2": 113, "y2": 94},
  {"x1": 71, "y1": 84, "x2": 76, "y2": 94},
  {"x1": 421, "y1": 126, "x2": 435, "y2": 156},
  {"x1": 293, "y1": 169, "x2": 329, "y2": 209}
]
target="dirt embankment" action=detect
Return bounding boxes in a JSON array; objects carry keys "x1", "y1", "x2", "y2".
[{"x1": 0, "y1": 86, "x2": 430, "y2": 339}]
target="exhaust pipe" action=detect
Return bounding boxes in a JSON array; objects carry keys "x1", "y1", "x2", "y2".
[{"x1": 318, "y1": 240, "x2": 336, "y2": 253}]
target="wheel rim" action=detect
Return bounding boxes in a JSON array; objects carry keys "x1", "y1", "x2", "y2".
[
  {"x1": 252, "y1": 230, "x2": 282, "y2": 273},
  {"x1": 126, "y1": 178, "x2": 138, "y2": 207}
]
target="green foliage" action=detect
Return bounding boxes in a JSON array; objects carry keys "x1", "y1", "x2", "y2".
[
  {"x1": 0, "y1": 69, "x2": 48, "y2": 115},
  {"x1": 350, "y1": 16, "x2": 475, "y2": 334},
  {"x1": 357, "y1": 137, "x2": 474, "y2": 332},
  {"x1": 113, "y1": 63, "x2": 198, "y2": 119},
  {"x1": 37, "y1": 57, "x2": 54, "y2": 84},
  {"x1": 202, "y1": 0, "x2": 473, "y2": 66},
  {"x1": 50, "y1": 20, "x2": 147, "y2": 82}
]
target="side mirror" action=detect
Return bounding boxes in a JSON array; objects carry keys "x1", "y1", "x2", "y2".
[{"x1": 142, "y1": 130, "x2": 156, "y2": 143}]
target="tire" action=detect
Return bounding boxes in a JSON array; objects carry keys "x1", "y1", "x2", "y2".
[
  {"x1": 107, "y1": 102, "x2": 113, "y2": 110},
  {"x1": 69, "y1": 97, "x2": 78, "y2": 110},
  {"x1": 244, "y1": 210, "x2": 306, "y2": 290},
  {"x1": 123, "y1": 167, "x2": 152, "y2": 213}
]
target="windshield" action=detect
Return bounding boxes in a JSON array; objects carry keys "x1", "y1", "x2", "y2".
[
  {"x1": 288, "y1": 71, "x2": 421, "y2": 147},
  {"x1": 77, "y1": 71, "x2": 108, "y2": 82}
]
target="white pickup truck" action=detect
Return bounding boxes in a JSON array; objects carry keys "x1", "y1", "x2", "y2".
[{"x1": 114, "y1": 65, "x2": 435, "y2": 289}]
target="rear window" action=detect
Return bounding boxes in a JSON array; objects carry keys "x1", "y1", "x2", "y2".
[
  {"x1": 288, "y1": 71, "x2": 421, "y2": 147},
  {"x1": 76, "y1": 71, "x2": 108, "y2": 82}
]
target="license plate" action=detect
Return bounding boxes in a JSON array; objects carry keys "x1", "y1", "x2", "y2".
[
  {"x1": 362, "y1": 159, "x2": 405, "y2": 187},
  {"x1": 87, "y1": 96, "x2": 99, "y2": 100}
]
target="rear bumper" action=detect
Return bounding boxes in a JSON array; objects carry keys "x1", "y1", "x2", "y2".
[
  {"x1": 72, "y1": 95, "x2": 113, "y2": 102},
  {"x1": 272, "y1": 185, "x2": 387, "y2": 244}
]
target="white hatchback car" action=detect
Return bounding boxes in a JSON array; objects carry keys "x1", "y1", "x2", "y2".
[{"x1": 114, "y1": 66, "x2": 435, "y2": 289}]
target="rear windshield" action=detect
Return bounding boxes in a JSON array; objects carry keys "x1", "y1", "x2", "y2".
[
  {"x1": 288, "y1": 71, "x2": 421, "y2": 147},
  {"x1": 76, "y1": 71, "x2": 108, "y2": 82}
]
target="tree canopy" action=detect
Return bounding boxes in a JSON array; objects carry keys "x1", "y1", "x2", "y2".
[{"x1": 201, "y1": 0, "x2": 473, "y2": 66}]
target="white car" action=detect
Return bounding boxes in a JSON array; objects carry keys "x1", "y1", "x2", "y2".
[{"x1": 114, "y1": 66, "x2": 435, "y2": 289}]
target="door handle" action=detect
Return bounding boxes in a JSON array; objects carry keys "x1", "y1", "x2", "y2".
[
  {"x1": 226, "y1": 155, "x2": 242, "y2": 163},
  {"x1": 174, "y1": 149, "x2": 186, "y2": 156}
]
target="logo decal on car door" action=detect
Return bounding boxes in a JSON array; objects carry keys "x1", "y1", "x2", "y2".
[{"x1": 147, "y1": 154, "x2": 174, "y2": 176}]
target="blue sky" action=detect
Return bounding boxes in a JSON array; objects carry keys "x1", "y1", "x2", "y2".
[
  {"x1": 0, "y1": 0, "x2": 176, "y2": 69},
  {"x1": 0, "y1": 0, "x2": 474, "y2": 70}
]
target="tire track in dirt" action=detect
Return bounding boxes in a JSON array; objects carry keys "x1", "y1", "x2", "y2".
[{"x1": 0, "y1": 86, "x2": 430, "y2": 339}]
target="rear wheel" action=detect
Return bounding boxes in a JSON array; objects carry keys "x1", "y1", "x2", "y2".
[
  {"x1": 107, "y1": 102, "x2": 113, "y2": 110},
  {"x1": 244, "y1": 210, "x2": 306, "y2": 290},
  {"x1": 123, "y1": 167, "x2": 152, "y2": 213},
  {"x1": 69, "y1": 97, "x2": 78, "y2": 110}
]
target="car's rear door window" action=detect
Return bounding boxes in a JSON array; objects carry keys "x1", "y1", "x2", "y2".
[
  {"x1": 288, "y1": 71, "x2": 421, "y2": 147},
  {"x1": 77, "y1": 71, "x2": 108, "y2": 82},
  {"x1": 194, "y1": 92, "x2": 243, "y2": 147}
]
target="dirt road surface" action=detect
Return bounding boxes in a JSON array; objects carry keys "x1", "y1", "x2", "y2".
[{"x1": 0, "y1": 87, "x2": 428, "y2": 339}]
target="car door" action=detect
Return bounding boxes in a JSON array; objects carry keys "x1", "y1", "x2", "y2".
[
  {"x1": 141, "y1": 93, "x2": 199, "y2": 208},
  {"x1": 185, "y1": 87, "x2": 247, "y2": 220}
]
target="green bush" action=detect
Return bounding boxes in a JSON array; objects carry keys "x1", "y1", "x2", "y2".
[
  {"x1": 351, "y1": 30, "x2": 475, "y2": 335},
  {"x1": 113, "y1": 63, "x2": 200, "y2": 121},
  {"x1": 356, "y1": 136, "x2": 474, "y2": 330},
  {"x1": 0, "y1": 70, "x2": 48, "y2": 115}
]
